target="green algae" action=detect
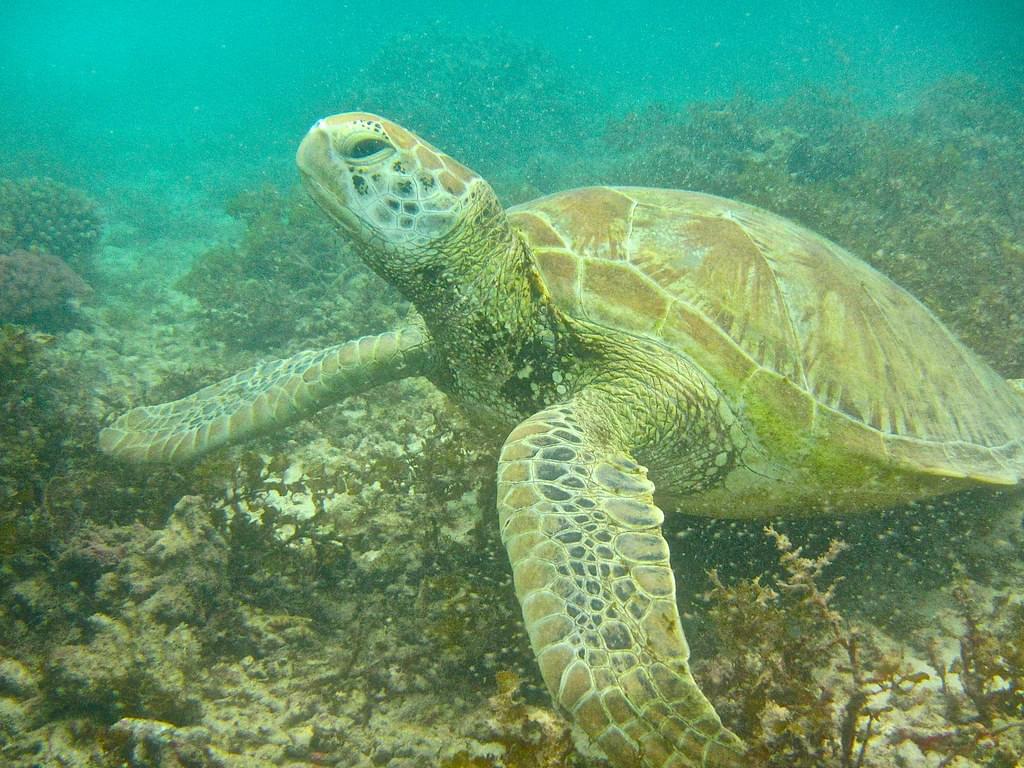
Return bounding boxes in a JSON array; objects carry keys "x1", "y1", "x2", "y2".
[{"x1": 177, "y1": 184, "x2": 404, "y2": 353}]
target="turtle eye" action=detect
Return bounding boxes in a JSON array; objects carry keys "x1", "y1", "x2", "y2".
[{"x1": 346, "y1": 137, "x2": 393, "y2": 161}]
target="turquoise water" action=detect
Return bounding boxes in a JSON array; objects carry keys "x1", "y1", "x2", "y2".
[
  {"x1": 2, "y1": 1, "x2": 1021, "y2": 185},
  {"x1": 2, "y1": 3, "x2": 1023, "y2": 767}
]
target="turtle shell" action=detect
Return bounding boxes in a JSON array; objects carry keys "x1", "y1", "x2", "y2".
[{"x1": 509, "y1": 187, "x2": 1024, "y2": 488}]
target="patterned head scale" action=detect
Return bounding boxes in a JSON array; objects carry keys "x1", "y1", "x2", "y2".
[{"x1": 297, "y1": 112, "x2": 484, "y2": 250}]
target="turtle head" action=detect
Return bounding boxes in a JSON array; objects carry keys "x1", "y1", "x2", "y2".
[{"x1": 297, "y1": 113, "x2": 494, "y2": 268}]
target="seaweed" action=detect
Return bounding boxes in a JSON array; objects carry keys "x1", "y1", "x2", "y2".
[
  {"x1": 177, "y1": 184, "x2": 403, "y2": 352},
  {"x1": 341, "y1": 30, "x2": 596, "y2": 200},
  {"x1": 889, "y1": 582, "x2": 1024, "y2": 767},
  {"x1": 438, "y1": 671, "x2": 581, "y2": 768},
  {"x1": 0, "y1": 326, "x2": 74, "y2": 528},
  {"x1": 701, "y1": 527, "x2": 1024, "y2": 767},
  {"x1": 2, "y1": 66, "x2": 1023, "y2": 768}
]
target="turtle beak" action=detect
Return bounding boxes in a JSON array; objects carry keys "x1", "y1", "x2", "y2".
[
  {"x1": 296, "y1": 120, "x2": 362, "y2": 235},
  {"x1": 296, "y1": 119, "x2": 330, "y2": 177}
]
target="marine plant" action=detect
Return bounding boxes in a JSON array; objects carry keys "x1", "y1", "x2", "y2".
[
  {"x1": 890, "y1": 581, "x2": 1024, "y2": 767},
  {"x1": 0, "y1": 177, "x2": 103, "y2": 271},
  {"x1": 0, "y1": 325, "x2": 53, "y2": 529},
  {"x1": 700, "y1": 527, "x2": 1024, "y2": 767},
  {"x1": 1, "y1": 67, "x2": 1021, "y2": 768},
  {"x1": 0, "y1": 326, "x2": 206, "y2": 633},
  {"x1": 439, "y1": 671, "x2": 581, "y2": 768},
  {"x1": 177, "y1": 184, "x2": 402, "y2": 351},
  {"x1": 341, "y1": 29, "x2": 595, "y2": 198}
]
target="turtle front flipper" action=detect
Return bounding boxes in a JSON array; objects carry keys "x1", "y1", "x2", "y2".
[
  {"x1": 498, "y1": 402, "x2": 746, "y2": 768},
  {"x1": 100, "y1": 326, "x2": 432, "y2": 463}
]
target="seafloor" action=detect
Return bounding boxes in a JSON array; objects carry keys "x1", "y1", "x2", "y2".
[{"x1": 1, "y1": 46, "x2": 1023, "y2": 768}]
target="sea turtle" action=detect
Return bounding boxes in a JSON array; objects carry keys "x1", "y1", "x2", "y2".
[{"x1": 99, "y1": 113, "x2": 1024, "y2": 768}]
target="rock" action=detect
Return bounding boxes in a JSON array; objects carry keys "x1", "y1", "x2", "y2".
[
  {"x1": 0, "y1": 657, "x2": 39, "y2": 698},
  {"x1": 110, "y1": 717, "x2": 224, "y2": 768}
]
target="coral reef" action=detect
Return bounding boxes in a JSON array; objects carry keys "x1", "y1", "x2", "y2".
[
  {"x1": 0, "y1": 322, "x2": 201, "y2": 618},
  {"x1": 0, "y1": 325, "x2": 74, "y2": 521},
  {"x1": 1, "y1": 336, "x2": 114, "y2": 528},
  {"x1": 0, "y1": 177, "x2": 103, "y2": 271},
  {"x1": 0, "y1": 358, "x2": 549, "y2": 767},
  {"x1": 42, "y1": 497, "x2": 227, "y2": 726},
  {"x1": 1, "y1": 71, "x2": 1022, "y2": 768},
  {"x1": 177, "y1": 184, "x2": 404, "y2": 352},
  {"x1": 0, "y1": 250, "x2": 92, "y2": 329}
]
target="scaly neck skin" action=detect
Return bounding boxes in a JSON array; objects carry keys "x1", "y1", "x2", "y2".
[{"x1": 370, "y1": 190, "x2": 572, "y2": 424}]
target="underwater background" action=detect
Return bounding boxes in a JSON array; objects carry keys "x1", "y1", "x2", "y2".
[{"x1": 1, "y1": 1, "x2": 1023, "y2": 766}]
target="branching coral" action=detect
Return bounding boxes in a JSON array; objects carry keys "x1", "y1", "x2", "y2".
[{"x1": 0, "y1": 177, "x2": 103, "y2": 270}]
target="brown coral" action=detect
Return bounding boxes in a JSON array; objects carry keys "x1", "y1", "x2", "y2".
[{"x1": 0, "y1": 249, "x2": 92, "y2": 328}]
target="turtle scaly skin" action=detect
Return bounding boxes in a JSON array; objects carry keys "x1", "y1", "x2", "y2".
[
  {"x1": 100, "y1": 113, "x2": 1024, "y2": 768},
  {"x1": 100, "y1": 327, "x2": 430, "y2": 462}
]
